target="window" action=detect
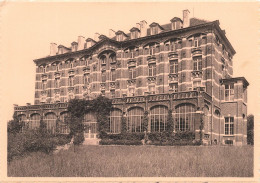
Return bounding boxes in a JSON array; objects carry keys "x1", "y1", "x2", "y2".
[
  {"x1": 102, "y1": 71, "x2": 106, "y2": 83},
  {"x1": 127, "y1": 107, "x2": 144, "y2": 132},
  {"x1": 68, "y1": 76, "x2": 74, "y2": 86},
  {"x1": 148, "y1": 64, "x2": 156, "y2": 76},
  {"x1": 193, "y1": 56, "x2": 202, "y2": 71},
  {"x1": 54, "y1": 78, "x2": 60, "y2": 88},
  {"x1": 110, "y1": 109, "x2": 122, "y2": 133},
  {"x1": 42, "y1": 80, "x2": 47, "y2": 90},
  {"x1": 225, "y1": 83, "x2": 234, "y2": 101},
  {"x1": 149, "y1": 46, "x2": 156, "y2": 55},
  {"x1": 170, "y1": 60, "x2": 178, "y2": 74},
  {"x1": 130, "y1": 50, "x2": 134, "y2": 58},
  {"x1": 84, "y1": 74, "x2": 90, "y2": 86},
  {"x1": 175, "y1": 104, "x2": 195, "y2": 131},
  {"x1": 225, "y1": 140, "x2": 233, "y2": 145},
  {"x1": 129, "y1": 88, "x2": 135, "y2": 96},
  {"x1": 131, "y1": 31, "x2": 138, "y2": 39},
  {"x1": 30, "y1": 113, "x2": 40, "y2": 129},
  {"x1": 225, "y1": 117, "x2": 234, "y2": 135},
  {"x1": 170, "y1": 41, "x2": 176, "y2": 51},
  {"x1": 43, "y1": 67, "x2": 46, "y2": 73},
  {"x1": 100, "y1": 55, "x2": 106, "y2": 65},
  {"x1": 128, "y1": 67, "x2": 136, "y2": 79},
  {"x1": 111, "y1": 90, "x2": 115, "y2": 98},
  {"x1": 169, "y1": 83, "x2": 178, "y2": 92},
  {"x1": 111, "y1": 69, "x2": 116, "y2": 81},
  {"x1": 60, "y1": 112, "x2": 70, "y2": 134},
  {"x1": 150, "y1": 105, "x2": 168, "y2": 132},
  {"x1": 172, "y1": 21, "x2": 177, "y2": 30},
  {"x1": 149, "y1": 85, "x2": 155, "y2": 94},
  {"x1": 44, "y1": 113, "x2": 57, "y2": 133},
  {"x1": 70, "y1": 63, "x2": 73, "y2": 68},
  {"x1": 151, "y1": 27, "x2": 158, "y2": 35},
  {"x1": 194, "y1": 38, "x2": 199, "y2": 47}
]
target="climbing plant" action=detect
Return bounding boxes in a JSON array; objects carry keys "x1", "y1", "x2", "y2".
[
  {"x1": 199, "y1": 115, "x2": 204, "y2": 145},
  {"x1": 166, "y1": 109, "x2": 174, "y2": 134},
  {"x1": 66, "y1": 95, "x2": 112, "y2": 143},
  {"x1": 143, "y1": 111, "x2": 149, "y2": 132},
  {"x1": 121, "y1": 114, "x2": 127, "y2": 134}
]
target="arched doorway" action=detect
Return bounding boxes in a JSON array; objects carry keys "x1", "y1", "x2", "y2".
[{"x1": 83, "y1": 113, "x2": 97, "y2": 138}]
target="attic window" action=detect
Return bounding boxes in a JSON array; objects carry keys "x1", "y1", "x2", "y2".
[
  {"x1": 151, "y1": 27, "x2": 158, "y2": 35},
  {"x1": 131, "y1": 31, "x2": 139, "y2": 39},
  {"x1": 194, "y1": 38, "x2": 199, "y2": 47}
]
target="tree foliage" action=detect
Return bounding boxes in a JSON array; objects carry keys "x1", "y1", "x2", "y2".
[
  {"x1": 7, "y1": 112, "x2": 22, "y2": 134},
  {"x1": 247, "y1": 114, "x2": 254, "y2": 145}
]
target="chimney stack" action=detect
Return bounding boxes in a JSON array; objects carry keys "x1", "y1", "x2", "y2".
[
  {"x1": 77, "y1": 36, "x2": 85, "y2": 50},
  {"x1": 94, "y1": 33, "x2": 100, "y2": 42},
  {"x1": 50, "y1": 43, "x2": 58, "y2": 56},
  {"x1": 108, "y1": 29, "x2": 116, "y2": 38},
  {"x1": 183, "y1": 9, "x2": 190, "y2": 28},
  {"x1": 140, "y1": 20, "x2": 147, "y2": 37}
]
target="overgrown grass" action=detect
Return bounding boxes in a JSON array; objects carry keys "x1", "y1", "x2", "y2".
[{"x1": 8, "y1": 145, "x2": 253, "y2": 177}]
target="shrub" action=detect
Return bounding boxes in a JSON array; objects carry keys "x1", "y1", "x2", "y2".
[
  {"x1": 99, "y1": 139, "x2": 142, "y2": 145},
  {"x1": 8, "y1": 129, "x2": 72, "y2": 162}
]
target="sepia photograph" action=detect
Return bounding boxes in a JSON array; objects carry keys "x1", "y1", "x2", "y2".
[{"x1": 0, "y1": 1, "x2": 258, "y2": 182}]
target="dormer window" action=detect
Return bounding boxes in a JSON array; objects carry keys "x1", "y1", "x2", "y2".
[
  {"x1": 170, "y1": 17, "x2": 183, "y2": 30},
  {"x1": 130, "y1": 27, "x2": 140, "y2": 39},
  {"x1": 151, "y1": 27, "x2": 158, "y2": 35},
  {"x1": 116, "y1": 30, "x2": 127, "y2": 41},
  {"x1": 149, "y1": 22, "x2": 163, "y2": 35}
]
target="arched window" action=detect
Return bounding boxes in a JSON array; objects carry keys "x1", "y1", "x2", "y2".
[
  {"x1": 175, "y1": 104, "x2": 195, "y2": 131},
  {"x1": 150, "y1": 105, "x2": 168, "y2": 132},
  {"x1": 127, "y1": 107, "x2": 144, "y2": 132},
  {"x1": 44, "y1": 113, "x2": 57, "y2": 133},
  {"x1": 83, "y1": 113, "x2": 97, "y2": 134},
  {"x1": 110, "y1": 109, "x2": 122, "y2": 133},
  {"x1": 100, "y1": 55, "x2": 107, "y2": 65},
  {"x1": 60, "y1": 112, "x2": 70, "y2": 134},
  {"x1": 30, "y1": 113, "x2": 41, "y2": 129}
]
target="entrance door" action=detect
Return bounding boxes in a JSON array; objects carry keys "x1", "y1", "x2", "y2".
[{"x1": 83, "y1": 113, "x2": 97, "y2": 139}]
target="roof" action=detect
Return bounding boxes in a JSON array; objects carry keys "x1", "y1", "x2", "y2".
[{"x1": 221, "y1": 77, "x2": 249, "y2": 87}]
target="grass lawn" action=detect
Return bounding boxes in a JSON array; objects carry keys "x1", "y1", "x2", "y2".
[{"x1": 8, "y1": 145, "x2": 253, "y2": 177}]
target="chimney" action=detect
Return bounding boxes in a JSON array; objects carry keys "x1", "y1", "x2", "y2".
[
  {"x1": 108, "y1": 29, "x2": 116, "y2": 38},
  {"x1": 183, "y1": 9, "x2": 190, "y2": 28},
  {"x1": 136, "y1": 23, "x2": 141, "y2": 30},
  {"x1": 77, "y1": 36, "x2": 85, "y2": 50},
  {"x1": 26, "y1": 103, "x2": 31, "y2": 106},
  {"x1": 140, "y1": 20, "x2": 147, "y2": 37},
  {"x1": 50, "y1": 43, "x2": 57, "y2": 56},
  {"x1": 13, "y1": 104, "x2": 18, "y2": 107},
  {"x1": 94, "y1": 33, "x2": 100, "y2": 42}
]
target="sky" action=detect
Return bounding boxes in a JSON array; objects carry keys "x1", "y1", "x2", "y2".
[{"x1": 0, "y1": 1, "x2": 259, "y2": 124}]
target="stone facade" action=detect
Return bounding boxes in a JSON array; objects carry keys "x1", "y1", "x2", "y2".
[{"x1": 14, "y1": 9, "x2": 249, "y2": 145}]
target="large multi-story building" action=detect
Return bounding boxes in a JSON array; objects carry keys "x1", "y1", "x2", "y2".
[{"x1": 14, "y1": 9, "x2": 249, "y2": 145}]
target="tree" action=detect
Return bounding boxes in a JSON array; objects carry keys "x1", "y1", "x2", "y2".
[
  {"x1": 7, "y1": 112, "x2": 22, "y2": 134},
  {"x1": 247, "y1": 114, "x2": 254, "y2": 145}
]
